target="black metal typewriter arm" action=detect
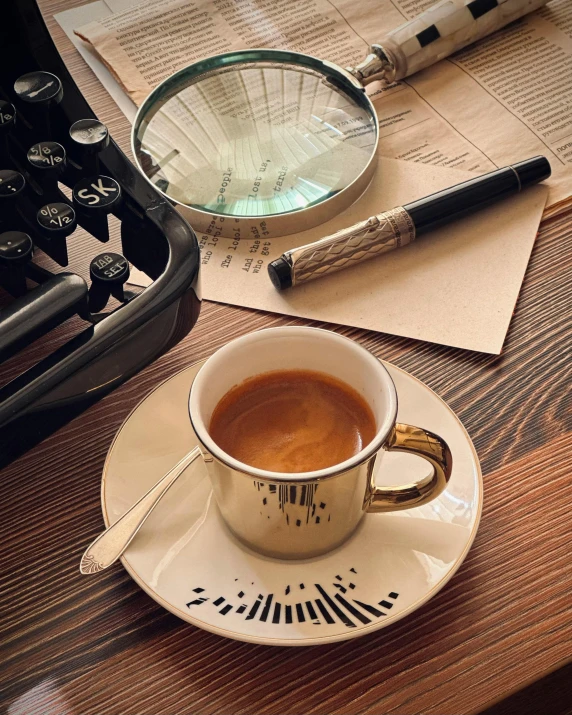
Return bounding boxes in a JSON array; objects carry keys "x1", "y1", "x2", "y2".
[{"x1": 0, "y1": 1, "x2": 201, "y2": 467}]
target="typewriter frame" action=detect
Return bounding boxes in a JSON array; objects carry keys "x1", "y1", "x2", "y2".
[{"x1": 0, "y1": 1, "x2": 201, "y2": 467}]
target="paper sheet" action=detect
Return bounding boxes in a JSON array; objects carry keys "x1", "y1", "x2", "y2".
[
  {"x1": 67, "y1": 0, "x2": 572, "y2": 212},
  {"x1": 194, "y1": 158, "x2": 548, "y2": 354},
  {"x1": 55, "y1": 1, "x2": 139, "y2": 123},
  {"x1": 54, "y1": 0, "x2": 550, "y2": 353}
]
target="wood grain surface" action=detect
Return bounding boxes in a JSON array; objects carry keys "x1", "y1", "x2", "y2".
[{"x1": 1, "y1": 2, "x2": 571, "y2": 714}]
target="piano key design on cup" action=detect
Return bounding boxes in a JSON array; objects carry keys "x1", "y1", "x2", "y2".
[
  {"x1": 186, "y1": 569, "x2": 399, "y2": 629},
  {"x1": 254, "y1": 480, "x2": 330, "y2": 526}
]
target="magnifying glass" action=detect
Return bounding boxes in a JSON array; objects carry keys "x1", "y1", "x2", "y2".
[{"x1": 132, "y1": 0, "x2": 546, "y2": 239}]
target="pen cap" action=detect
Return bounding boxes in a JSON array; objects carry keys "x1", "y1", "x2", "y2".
[
  {"x1": 512, "y1": 156, "x2": 551, "y2": 188},
  {"x1": 404, "y1": 155, "x2": 551, "y2": 236},
  {"x1": 268, "y1": 256, "x2": 293, "y2": 290}
]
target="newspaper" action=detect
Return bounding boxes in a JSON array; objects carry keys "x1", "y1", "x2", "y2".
[
  {"x1": 74, "y1": 0, "x2": 572, "y2": 214},
  {"x1": 59, "y1": 0, "x2": 552, "y2": 354}
]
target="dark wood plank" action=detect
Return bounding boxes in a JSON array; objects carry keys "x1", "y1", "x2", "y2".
[
  {"x1": 479, "y1": 663, "x2": 572, "y2": 715},
  {"x1": 1, "y1": 1, "x2": 571, "y2": 714}
]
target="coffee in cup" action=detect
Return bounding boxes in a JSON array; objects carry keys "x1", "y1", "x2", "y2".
[{"x1": 209, "y1": 369, "x2": 376, "y2": 473}]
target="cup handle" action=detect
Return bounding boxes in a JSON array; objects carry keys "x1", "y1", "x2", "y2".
[{"x1": 366, "y1": 423, "x2": 453, "y2": 513}]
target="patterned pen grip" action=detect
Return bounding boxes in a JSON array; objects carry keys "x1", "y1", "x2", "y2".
[{"x1": 290, "y1": 207, "x2": 415, "y2": 285}]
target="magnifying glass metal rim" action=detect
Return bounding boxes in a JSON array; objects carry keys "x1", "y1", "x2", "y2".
[{"x1": 131, "y1": 48, "x2": 379, "y2": 239}]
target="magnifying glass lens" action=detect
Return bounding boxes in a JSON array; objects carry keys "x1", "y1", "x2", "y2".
[{"x1": 134, "y1": 62, "x2": 377, "y2": 218}]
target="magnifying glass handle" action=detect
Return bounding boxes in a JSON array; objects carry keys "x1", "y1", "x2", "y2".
[{"x1": 348, "y1": 0, "x2": 548, "y2": 84}]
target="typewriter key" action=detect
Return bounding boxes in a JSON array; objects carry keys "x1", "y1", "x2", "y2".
[
  {"x1": 27, "y1": 142, "x2": 66, "y2": 172},
  {"x1": 14, "y1": 72, "x2": 64, "y2": 140},
  {"x1": 73, "y1": 175, "x2": 121, "y2": 214},
  {"x1": 0, "y1": 101, "x2": 16, "y2": 130},
  {"x1": 70, "y1": 119, "x2": 109, "y2": 173},
  {"x1": 0, "y1": 230, "x2": 33, "y2": 263},
  {"x1": 0, "y1": 169, "x2": 27, "y2": 223},
  {"x1": 0, "y1": 230, "x2": 33, "y2": 297},
  {"x1": 14, "y1": 71, "x2": 63, "y2": 106},
  {"x1": 0, "y1": 101, "x2": 16, "y2": 162},
  {"x1": 27, "y1": 142, "x2": 67, "y2": 201},
  {"x1": 35, "y1": 203, "x2": 77, "y2": 267},
  {"x1": 37, "y1": 202, "x2": 76, "y2": 236},
  {"x1": 0, "y1": 169, "x2": 25, "y2": 198},
  {"x1": 88, "y1": 251, "x2": 130, "y2": 312},
  {"x1": 73, "y1": 175, "x2": 122, "y2": 243}
]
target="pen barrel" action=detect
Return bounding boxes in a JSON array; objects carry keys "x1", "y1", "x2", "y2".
[
  {"x1": 283, "y1": 207, "x2": 416, "y2": 287},
  {"x1": 404, "y1": 156, "x2": 550, "y2": 235},
  {"x1": 268, "y1": 156, "x2": 550, "y2": 290}
]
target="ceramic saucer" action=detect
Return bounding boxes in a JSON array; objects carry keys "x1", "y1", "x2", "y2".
[{"x1": 102, "y1": 360, "x2": 482, "y2": 646}]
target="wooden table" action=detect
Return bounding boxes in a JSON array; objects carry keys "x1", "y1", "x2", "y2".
[{"x1": 2, "y1": 2, "x2": 571, "y2": 713}]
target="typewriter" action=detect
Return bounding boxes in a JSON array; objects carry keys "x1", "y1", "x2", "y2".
[{"x1": 0, "y1": 1, "x2": 201, "y2": 467}]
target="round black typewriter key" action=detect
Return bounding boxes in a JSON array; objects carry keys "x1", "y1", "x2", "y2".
[
  {"x1": 34, "y1": 202, "x2": 75, "y2": 267},
  {"x1": 27, "y1": 141, "x2": 67, "y2": 174},
  {"x1": 0, "y1": 230, "x2": 34, "y2": 297},
  {"x1": 14, "y1": 72, "x2": 64, "y2": 140},
  {"x1": 0, "y1": 101, "x2": 16, "y2": 131},
  {"x1": 88, "y1": 251, "x2": 130, "y2": 311},
  {"x1": 90, "y1": 252, "x2": 129, "y2": 285},
  {"x1": 27, "y1": 142, "x2": 67, "y2": 201},
  {"x1": 0, "y1": 169, "x2": 25, "y2": 198},
  {"x1": 0, "y1": 101, "x2": 16, "y2": 163},
  {"x1": 0, "y1": 170, "x2": 36, "y2": 227},
  {"x1": 14, "y1": 71, "x2": 63, "y2": 106},
  {"x1": 0, "y1": 231, "x2": 33, "y2": 264},
  {"x1": 70, "y1": 119, "x2": 110, "y2": 173},
  {"x1": 73, "y1": 175, "x2": 121, "y2": 214},
  {"x1": 37, "y1": 202, "x2": 76, "y2": 237},
  {"x1": 70, "y1": 119, "x2": 109, "y2": 149}
]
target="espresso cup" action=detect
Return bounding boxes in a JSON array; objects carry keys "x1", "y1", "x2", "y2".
[{"x1": 189, "y1": 327, "x2": 452, "y2": 559}]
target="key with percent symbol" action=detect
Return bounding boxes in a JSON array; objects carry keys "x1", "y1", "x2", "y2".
[{"x1": 35, "y1": 201, "x2": 78, "y2": 266}]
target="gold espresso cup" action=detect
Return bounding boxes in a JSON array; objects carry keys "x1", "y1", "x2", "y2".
[{"x1": 189, "y1": 327, "x2": 452, "y2": 559}]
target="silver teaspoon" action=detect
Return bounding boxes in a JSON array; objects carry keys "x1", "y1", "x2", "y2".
[{"x1": 80, "y1": 446, "x2": 202, "y2": 574}]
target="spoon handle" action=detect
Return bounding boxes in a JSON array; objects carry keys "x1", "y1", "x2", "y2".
[{"x1": 80, "y1": 446, "x2": 202, "y2": 574}]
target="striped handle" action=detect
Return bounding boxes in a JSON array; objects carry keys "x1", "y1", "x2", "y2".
[{"x1": 371, "y1": 0, "x2": 548, "y2": 82}]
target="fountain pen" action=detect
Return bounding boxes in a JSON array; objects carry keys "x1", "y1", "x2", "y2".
[{"x1": 268, "y1": 156, "x2": 551, "y2": 290}]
